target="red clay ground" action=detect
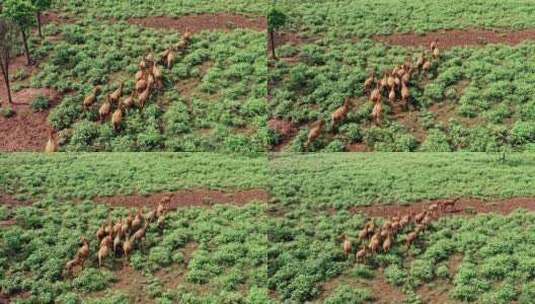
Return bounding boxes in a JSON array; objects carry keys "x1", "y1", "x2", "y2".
[
  {"x1": 350, "y1": 197, "x2": 535, "y2": 218},
  {"x1": 128, "y1": 13, "x2": 266, "y2": 34},
  {"x1": 85, "y1": 266, "x2": 152, "y2": 304},
  {"x1": 41, "y1": 11, "x2": 76, "y2": 25},
  {"x1": 268, "y1": 118, "x2": 298, "y2": 152},
  {"x1": 375, "y1": 28, "x2": 535, "y2": 49},
  {"x1": 0, "y1": 63, "x2": 61, "y2": 152},
  {"x1": 93, "y1": 188, "x2": 268, "y2": 209},
  {"x1": 0, "y1": 192, "x2": 32, "y2": 207},
  {"x1": 318, "y1": 270, "x2": 405, "y2": 304}
]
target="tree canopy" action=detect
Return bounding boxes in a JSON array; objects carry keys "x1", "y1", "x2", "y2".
[
  {"x1": 1, "y1": 0, "x2": 36, "y2": 29},
  {"x1": 268, "y1": 7, "x2": 287, "y2": 32}
]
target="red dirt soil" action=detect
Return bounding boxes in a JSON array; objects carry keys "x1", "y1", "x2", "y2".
[
  {"x1": 268, "y1": 32, "x2": 304, "y2": 51},
  {"x1": 350, "y1": 197, "x2": 535, "y2": 218},
  {"x1": 128, "y1": 13, "x2": 266, "y2": 34},
  {"x1": 0, "y1": 192, "x2": 31, "y2": 206},
  {"x1": 346, "y1": 143, "x2": 369, "y2": 152},
  {"x1": 0, "y1": 77, "x2": 61, "y2": 152},
  {"x1": 93, "y1": 188, "x2": 268, "y2": 209},
  {"x1": 268, "y1": 118, "x2": 297, "y2": 152},
  {"x1": 41, "y1": 11, "x2": 76, "y2": 25},
  {"x1": 375, "y1": 28, "x2": 535, "y2": 49}
]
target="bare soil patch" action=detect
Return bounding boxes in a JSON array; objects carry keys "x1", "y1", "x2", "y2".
[
  {"x1": 370, "y1": 273, "x2": 406, "y2": 304},
  {"x1": 317, "y1": 270, "x2": 404, "y2": 303},
  {"x1": 93, "y1": 188, "x2": 268, "y2": 209},
  {"x1": 350, "y1": 197, "x2": 535, "y2": 218},
  {"x1": 86, "y1": 266, "x2": 152, "y2": 303},
  {"x1": 41, "y1": 11, "x2": 76, "y2": 25},
  {"x1": 0, "y1": 219, "x2": 17, "y2": 228},
  {"x1": 0, "y1": 192, "x2": 31, "y2": 207},
  {"x1": 393, "y1": 110, "x2": 427, "y2": 143},
  {"x1": 269, "y1": 118, "x2": 297, "y2": 152},
  {"x1": 375, "y1": 28, "x2": 535, "y2": 49},
  {"x1": 268, "y1": 32, "x2": 304, "y2": 51},
  {"x1": 128, "y1": 13, "x2": 266, "y2": 34},
  {"x1": 346, "y1": 143, "x2": 369, "y2": 152},
  {"x1": 417, "y1": 280, "x2": 453, "y2": 304},
  {"x1": 156, "y1": 242, "x2": 197, "y2": 290},
  {"x1": 0, "y1": 55, "x2": 62, "y2": 152}
]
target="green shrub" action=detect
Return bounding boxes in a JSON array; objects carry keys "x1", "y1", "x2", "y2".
[
  {"x1": 323, "y1": 140, "x2": 346, "y2": 152},
  {"x1": 420, "y1": 129, "x2": 452, "y2": 152},
  {"x1": 31, "y1": 95, "x2": 51, "y2": 112},
  {"x1": 384, "y1": 264, "x2": 407, "y2": 287},
  {"x1": 72, "y1": 268, "x2": 115, "y2": 292},
  {"x1": 0, "y1": 106, "x2": 15, "y2": 118},
  {"x1": 512, "y1": 122, "x2": 535, "y2": 145},
  {"x1": 324, "y1": 285, "x2": 374, "y2": 304}
]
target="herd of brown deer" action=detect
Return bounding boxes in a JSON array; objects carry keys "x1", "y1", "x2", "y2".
[
  {"x1": 305, "y1": 40, "x2": 441, "y2": 149},
  {"x1": 343, "y1": 198, "x2": 457, "y2": 263},
  {"x1": 64, "y1": 196, "x2": 170, "y2": 276},
  {"x1": 45, "y1": 31, "x2": 193, "y2": 152}
]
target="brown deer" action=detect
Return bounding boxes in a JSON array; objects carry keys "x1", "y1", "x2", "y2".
[
  {"x1": 305, "y1": 119, "x2": 325, "y2": 148},
  {"x1": 331, "y1": 98, "x2": 352, "y2": 127}
]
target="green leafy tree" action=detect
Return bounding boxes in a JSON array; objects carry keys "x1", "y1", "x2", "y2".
[
  {"x1": 1, "y1": 0, "x2": 36, "y2": 65},
  {"x1": 31, "y1": 0, "x2": 52, "y2": 38},
  {"x1": 267, "y1": 7, "x2": 287, "y2": 59}
]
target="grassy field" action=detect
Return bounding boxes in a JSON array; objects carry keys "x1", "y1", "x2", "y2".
[
  {"x1": 3, "y1": 153, "x2": 535, "y2": 303},
  {"x1": 60, "y1": 0, "x2": 267, "y2": 19},
  {"x1": 269, "y1": 0, "x2": 535, "y2": 152},
  {"x1": 269, "y1": 208, "x2": 535, "y2": 303},
  {"x1": 275, "y1": 0, "x2": 535, "y2": 37},
  {"x1": 270, "y1": 153, "x2": 535, "y2": 209},
  {"x1": 3, "y1": 0, "x2": 268, "y2": 152},
  {"x1": 268, "y1": 152, "x2": 535, "y2": 303},
  {"x1": 0, "y1": 153, "x2": 268, "y2": 303},
  {"x1": 0, "y1": 153, "x2": 267, "y2": 200}
]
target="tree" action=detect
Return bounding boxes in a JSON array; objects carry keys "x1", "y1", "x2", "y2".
[
  {"x1": 2, "y1": 0, "x2": 36, "y2": 65},
  {"x1": 31, "y1": 0, "x2": 52, "y2": 38},
  {"x1": 267, "y1": 7, "x2": 287, "y2": 60},
  {"x1": 0, "y1": 19, "x2": 18, "y2": 105}
]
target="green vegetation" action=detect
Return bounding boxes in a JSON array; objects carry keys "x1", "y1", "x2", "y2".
[
  {"x1": 0, "y1": 201, "x2": 268, "y2": 303},
  {"x1": 0, "y1": 153, "x2": 267, "y2": 200},
  {"x1": 269, "y1": 39, "x2": 535, "y2": 152},
  {"x1": 267, "y1": 152, "x2": 535, "y2": 303},
  {"x1": 270, "y1": 153, "x2": 535, "y2": 209},
  {"x1": 0, "y1": 0, "x2": 267, "y2": 152},
  {"x1": 269, "y1": 207, "x2": 535, "y2": 303},
  {"x1": 268, "y1": 0, "x2": 535, "y2": 152},
  {"x1": 31, "y1": 22, "x2": 268, "y2": 152},
  {"x1": 275, "y1": 0, "x2": 535, "y2": 37},
  {"x1": 3, "y1": 152, "x2": 535, "y2": 303},
  {"x1": 0, "y1": 153, "x2": 268, "y2": 303},
  {"x1": 59, "y1": 0, "x2": 266, "y2": 19}
]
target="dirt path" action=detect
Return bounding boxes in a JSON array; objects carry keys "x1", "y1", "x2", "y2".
[
  {"x1": 128, "y1": 13, "x2": 266, "y2": 34},
  {"x1": 350, "y1": 197, "x2": 535, "y2": 218},
  {"x1": 375, "y1": 28, "x2": 535, "y2": 49},
  {"x1": 93, "y1": 188, "x2": 268, "y2": 209}
]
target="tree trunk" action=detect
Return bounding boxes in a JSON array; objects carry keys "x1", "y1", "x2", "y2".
[
  {"x1": 269, "y1": 30, "x2": 277, "y2": 59},
  {"x1": 20, "y1": 27, "x2": 32, "y2": 65},
  {"x1": 37, "y1": 11, "x2": 43, "y2": 38},
  {"x1": 0, "y1": 53, "x2": 12, "y2": 105}
]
